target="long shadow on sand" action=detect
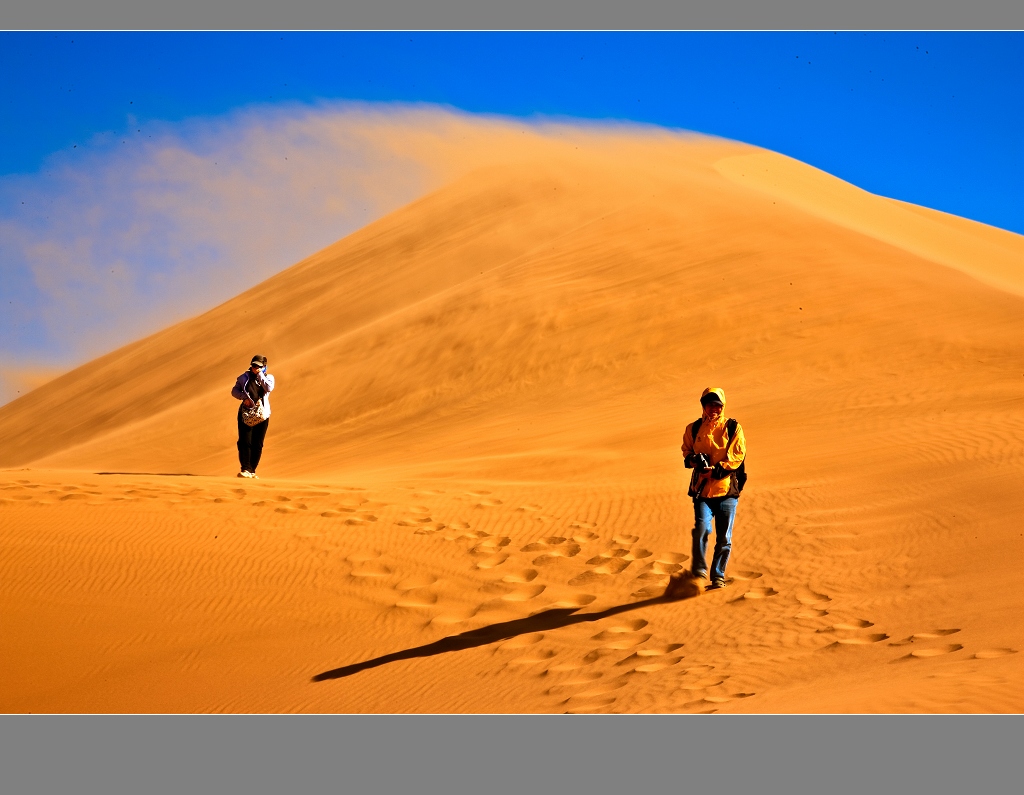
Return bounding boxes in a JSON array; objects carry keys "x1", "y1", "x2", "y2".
[{"x1": 312, "y1": 582, "x2": 698, "y2": 682}]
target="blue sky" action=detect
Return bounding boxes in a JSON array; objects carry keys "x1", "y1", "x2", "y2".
[
  {"x1": 0, "y1": 32, "x2": 1021, "y2": 402},
  {"x1": 3, "y1": 32, "x2": 1021, "y2": 230}
]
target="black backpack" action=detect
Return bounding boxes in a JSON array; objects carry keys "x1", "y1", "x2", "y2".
[{"x1": 690, "y1": 417, "x2": 747, "y2": 494}]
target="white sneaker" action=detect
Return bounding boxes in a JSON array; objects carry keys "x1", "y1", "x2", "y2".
[
  {"x1": 237, "y1": 470, "x2": 252, "y2": 478},
  {"x1": 249, "y1": 472, "x2": 260, "y2": 479}
]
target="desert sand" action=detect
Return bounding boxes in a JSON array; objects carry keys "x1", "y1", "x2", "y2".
[{"x1": 1, "y1": 122, "x2": 1022, "y2": 713}]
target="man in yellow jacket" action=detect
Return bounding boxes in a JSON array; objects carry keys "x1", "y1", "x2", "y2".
[{"x1": 680, "y1": 387, "x2": 747, "y2": 590}]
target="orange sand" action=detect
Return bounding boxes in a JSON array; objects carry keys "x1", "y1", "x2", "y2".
[{"x1": 1, "y1": 125, "x2": 1022, "y2": 712}]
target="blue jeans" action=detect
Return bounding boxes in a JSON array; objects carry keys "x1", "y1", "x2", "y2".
[{"x1": 691, "y1": 497, "x2": 738, "y2": 581}]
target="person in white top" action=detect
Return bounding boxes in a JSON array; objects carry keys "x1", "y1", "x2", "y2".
[{"x1": 231, "y1": 355, "x2": 276, "y2": 478}]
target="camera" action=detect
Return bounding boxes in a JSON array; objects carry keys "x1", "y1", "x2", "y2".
[{"x1": 694, "y1": 453, "x2": 711, "y2": 470}]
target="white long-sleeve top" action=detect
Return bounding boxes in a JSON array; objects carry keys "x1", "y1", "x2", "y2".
[{"x1": 231, "y1": 369, "x2": 276, "y2": 417}]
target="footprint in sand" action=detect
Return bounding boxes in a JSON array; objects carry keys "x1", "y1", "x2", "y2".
[
  {"x1": 590, "y1": 630, "x2": 653, "y2": 650},
  {"x1": 632, "y1": 657, "x2": 684, "y2": 673},
  {"x1": 505, "y1": 649, "x2": 559, "y2": 667},
  {"x1": 613, "y1": 534, "x2": 640, "y2": 545},
  {"x1": 572, "y1": 530, "x2": 599, "y2": 543},
  {"x1": 472, "y1": 537, "x2": 511, "y2": 555},
  {"x1": 581, "y1": 647, "x2": 625, "y2": 664},
  {"x1": 908, "y1": 644, "x2": 963, "y2": 658},
  {"x1": 395, "y1": 574, "x2": 438, "y2": 591},
  {"x1": 474, "y1": 553, "x2": 509, "y2": 569},
  {"x1": 347, "y1": 552, "x2": 392, "y2": 578},
  {"x1": 569, "y1": 571, "x2": 609, "y2": 587},
  {"x1": 444, "y1": 527, "x2": 483, "y2": 541},
  {"x1": 639, "y1": 558, "x2": 685, "y2": 576},
  {"x1": 569, "y1": 521, "x2": 597, "y2": 529},
  {"x1": 550, "y1": 593, "x2": 597, "y2": 608},
  {"x1": 702, "y1": 693, "x2": 756, "y2": 704},
  {"x1": 565, "y1": 679, "x2": 630, "y2": 702},
  {"x1": 796, "y1": 588, "x2": 832, "y2": 605},
  {"x1": 592, "y1": 558, "x2": 632, "y2": 575},
  {"x1": 501, "y1": 584, "x2": 546, "y2": 602},
  {"x1": 636, "y1": 643, "x2": 685, "y2": 658},
  {"x1": 521, "y1": 537, "x2": 581, "y2": 565},
  {"x1": 679, "y1": 677, "x2": 727, "y2": 691},
  {"x1": 735, "y1": 586, "x2": 779, "y2": 601},
  {"x1": 395, "y1": 591, "x2": 439, "y2": 608},
  {"x1": 430, "y1": 610, "x2": 476, "y2": 626},
  {"x1": 632, "y1": 572, "x2": 669, "y2": 586},
  {"x1": 795, "y1": 608, "x2": 830, "y2": 619},
  {"x1": 974, "y1": 648, "x2": 1018, "y2": 659},
  {"x1": 731, "y1": 570, "x2": 763, "y2": 581},
  {"x1": 605, "y1": 618, "x2": 650, "y2": 633},
  {"x1": 890, "y1": 629, "x2": 961, "y2": 646},
  {"x1": 351, "y1": 561, "x2": 393, "y2": 578},
  {"x1": 826, "y1": 619, "x2": 875, "y2": 630},
  {"x1": 533, "y1": 546, "x2": 582, "y2": 566},
  {"x1": 615, "y1": 641, "x2": 684, "y2": 669},
  {"x1": 521, "y1": 537, "x2": 564, "y2": 551},
  {"x1": 516, "y1": 504, "x2": 542, "y2": 512},
  {"x1": 827, "y1": 633, "x2": 889, "y2": 647},
  {"x1": 586, "y1": 548, "x2": 628, "y2": 563},
  {"x1": 502, "y1": 569, "x2": 539, "y2": 584}
]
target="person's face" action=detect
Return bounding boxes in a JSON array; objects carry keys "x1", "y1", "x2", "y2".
[
  {"x1": 704, "y1": 402, "x2": 723, "y2": 420},
  {"x1": 250, "y1": 363, "x2": 262, "y2": 373}
]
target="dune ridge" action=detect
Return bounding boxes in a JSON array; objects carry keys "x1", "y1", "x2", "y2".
[{"x1": 1, "y1": 124, "x2": 1022, "y2": 712}]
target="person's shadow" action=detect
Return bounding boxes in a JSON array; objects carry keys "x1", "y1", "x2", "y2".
[{"x1": 311, "y1": 576, "x2": 700, "y2": 682}]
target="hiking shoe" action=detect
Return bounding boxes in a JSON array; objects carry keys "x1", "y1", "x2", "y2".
[
  {"x1": 237, "y1": 471, "x2": 252, "y2": 478},
  {"x1": 249, "y1": 472, "x2": 260, "y2": 480},
  {"x1": 709, "y1": 578, "x2": 727, "y2": 590},
  {"x1": 691, "y1": 569, "x2": 708, "y2": 580}
]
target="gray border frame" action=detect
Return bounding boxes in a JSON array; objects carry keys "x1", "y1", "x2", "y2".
[
  {"x1": 2, "y1": 715, "x2": 1021, "y2": 793},
  {"x1": 3, "y1": 0, "x2": 1024, "y2": 30}
]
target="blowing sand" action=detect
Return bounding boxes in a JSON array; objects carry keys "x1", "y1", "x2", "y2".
[{"x1": 1, "y1": 124, "x2": 1022, "y2": 712}]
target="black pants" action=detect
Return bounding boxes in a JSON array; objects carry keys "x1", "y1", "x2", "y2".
[{"x1": 237, "y1": 411, "x2": 270, "y2": 473}]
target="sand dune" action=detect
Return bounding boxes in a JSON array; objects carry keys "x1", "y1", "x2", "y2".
[{"x1": 1, "y1": 123, "x2": 1022, "y2": 712}]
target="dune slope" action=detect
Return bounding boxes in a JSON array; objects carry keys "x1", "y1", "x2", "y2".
[{"x1": 1, "y1": 128, "x2": 1022, "y2": 712}]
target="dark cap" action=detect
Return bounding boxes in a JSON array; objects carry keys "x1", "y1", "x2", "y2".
[
  {"x1": 700, "y1": 393, "x2": 724, "y2": 407},
  {"x1": 250, "y1": 355, "x2": 267, "y2": 367}
]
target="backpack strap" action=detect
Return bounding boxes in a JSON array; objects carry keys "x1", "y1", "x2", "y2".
[
  {"x1": 691, "y1": 417, "x2": 703, "y2": 441},
  {"x1": 726, "y1": 418, "x2": 737, "y2": 440}
]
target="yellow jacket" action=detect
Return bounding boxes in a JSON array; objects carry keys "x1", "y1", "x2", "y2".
[{"x1": 681, "y1": 387, "x2": 747, "y2": 499}]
